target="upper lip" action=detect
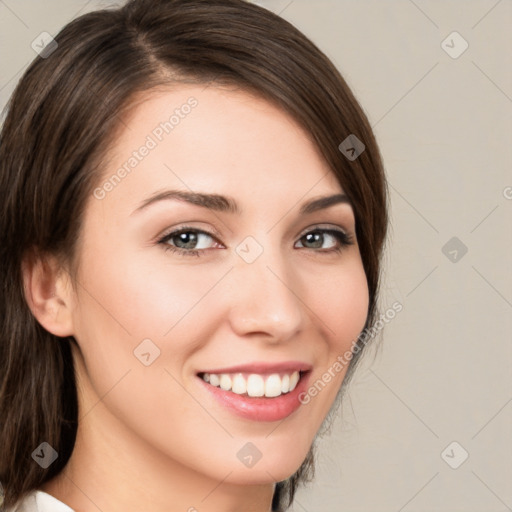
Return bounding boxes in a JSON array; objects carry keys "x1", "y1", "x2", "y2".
[{"x1": 197, "y1": 361, "x2": 313, "y2": 375}]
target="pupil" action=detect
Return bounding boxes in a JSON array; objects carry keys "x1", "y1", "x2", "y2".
[
  {"x1": 305, "y1": 232, "x2": 322, "y2": 248},
  {"x1": 176, "y1": 232, "x2": 197, "y2": 249}
]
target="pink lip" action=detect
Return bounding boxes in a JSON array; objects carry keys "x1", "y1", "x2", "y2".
[
  {"x1": 197, "y1": 368, "x2": 312, "y2": 422},
  {"x1": 198, "y1": 361, "x2": 313, "y2": 375}
]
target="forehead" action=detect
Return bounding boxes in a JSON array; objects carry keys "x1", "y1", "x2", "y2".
[{"x1": 93, "y1": 84, "x2": 344, "y2": 215}]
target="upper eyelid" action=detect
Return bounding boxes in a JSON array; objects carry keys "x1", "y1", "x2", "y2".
[
  {"x1": 158, "y1": 226, "x2": 220, "y2": 243},
  {"x1": 298, "y1": 223, "x2": 350, "y2": 236},
  {"x1": 158, "y1": 223, "x2": 353, "y2": 245}
]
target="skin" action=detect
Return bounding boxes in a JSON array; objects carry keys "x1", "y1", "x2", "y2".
[{"x1": 24, "y1": 84, "x2": 369, "y2": 512}]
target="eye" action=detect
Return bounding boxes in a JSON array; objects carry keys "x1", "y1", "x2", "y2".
[
  {"x1": 295, "y1": 228, "x2": 353, "y2": 253},
  {"x1": 157, "y1": 225, "x2": 354, "y2": 258},
  {"x1": 158, "y1": 227, "x2": 221, "y2": 257}
]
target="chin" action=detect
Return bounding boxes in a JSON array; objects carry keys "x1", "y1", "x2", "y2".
[{"x1": 219, "y1": 444, "x2": 313, "y2": 485}]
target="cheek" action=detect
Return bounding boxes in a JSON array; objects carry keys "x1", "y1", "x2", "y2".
[
  {"x1": 76, "y1": 246, "x2": 226, "y2": 342},
  {"x1": 71, "y1": 246, "x2": 233, "y2": 405},
  {"x1": 70, "y1": 250, "x2": 229, "y2": 460},
  {"x1": 299, "y1": 257, "x2": 369, "y2": 415},
  {"x1": 314, "y1": 257, "x2": 370, "y2": 351}
]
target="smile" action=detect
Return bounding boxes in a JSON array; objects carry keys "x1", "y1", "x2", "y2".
[
  {"x1": 200, "y1": 371, "x2": 301, "y2": 398},
  {"x1": 196, "y1": 363, "x2": 312, "y2": 422}
]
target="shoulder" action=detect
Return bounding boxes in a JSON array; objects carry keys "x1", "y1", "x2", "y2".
[{"x1": 3, "y1": 491, "x2": 75, "y2": 512}]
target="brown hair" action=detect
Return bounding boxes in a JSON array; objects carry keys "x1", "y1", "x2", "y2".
[{"x1": 0, "y1": 0, "x2": 388, "y2": 510}]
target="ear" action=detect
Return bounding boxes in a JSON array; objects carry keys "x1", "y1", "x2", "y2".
[{"x1": 22, "y1": 250, "x2": 75, "y2": 337}]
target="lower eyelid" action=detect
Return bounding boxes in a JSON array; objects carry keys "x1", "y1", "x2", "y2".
[
  {"x1": 297, "y1": 230, "x2": 352, "y2": 247},
  {"x1": 159, "y1": 226, "x2": 353, "y2": 252}
]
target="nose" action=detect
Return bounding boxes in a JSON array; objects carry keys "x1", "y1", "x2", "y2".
[{"x1": 226, "y1": 248, "x2": 304, "y2": 343}]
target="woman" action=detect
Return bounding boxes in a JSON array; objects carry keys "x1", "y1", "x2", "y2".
[{"x1": 0, "y1": 0, "x2": 388, "y2": 510}]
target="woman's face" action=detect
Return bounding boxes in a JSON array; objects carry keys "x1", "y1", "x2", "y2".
[{"x1": 68, "y1": 84, "x2": 369, "y2": 484}]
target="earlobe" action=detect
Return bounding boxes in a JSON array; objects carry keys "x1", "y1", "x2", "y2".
[{"x1": 22, "y1": 251, "x2": 75, "y2": 337}]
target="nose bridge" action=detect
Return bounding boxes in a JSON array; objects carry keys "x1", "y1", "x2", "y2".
[{"x1": 227, "y1": 240, "x2": 304, "y2": 340}]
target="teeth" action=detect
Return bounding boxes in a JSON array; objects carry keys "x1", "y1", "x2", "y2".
[
  {"x1": 289, "y1": 370, "x2": 300, "y2": 391},
  {"x1": 265, "y1": 374, "x2": 282, "y2": 397},
  {"x1": 231, "y1": 374, "x2": 247, "y2": 395},
  {"x1": 201, "y1": 370, "x2": 302, "y2": 398},
  {"x1": 219, "y1": 374, "x2": 232, "y2": 391},
  {"x1": 281, "y1": 374, "x2": 290, "y2": 393},
  {"x1": 247, "y1": 374, "x2": 264, "y2": 397}
]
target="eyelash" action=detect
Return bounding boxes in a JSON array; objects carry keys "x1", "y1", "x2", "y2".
[{"x1": 157, "y1": 225, "x2": 354, "y2": 258}]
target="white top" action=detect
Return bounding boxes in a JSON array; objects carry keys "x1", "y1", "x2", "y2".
[{"x1": 4, "y1": 490, "x2": 75, "y2": 512}]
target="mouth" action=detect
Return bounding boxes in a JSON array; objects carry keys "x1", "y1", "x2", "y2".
[
  {"x1": 196, "y1": 363, "x2": 312, "y2": 422},
  {"x1": 198, "y1": 370, "x2": 303, "y2": 398}
]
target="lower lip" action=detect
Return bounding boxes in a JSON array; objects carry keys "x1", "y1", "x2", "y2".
[{"x1": 198, "y1": 372, "x2": 311, "y2": 422}]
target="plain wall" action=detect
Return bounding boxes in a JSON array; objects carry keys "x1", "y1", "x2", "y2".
[{"x1": 0, "y1": 1, "x2": 510, "y2": 511}]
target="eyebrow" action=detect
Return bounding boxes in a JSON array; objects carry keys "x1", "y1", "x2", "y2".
[{"x1": 131, "y1": 189, "x2": 350, "y2": 216}]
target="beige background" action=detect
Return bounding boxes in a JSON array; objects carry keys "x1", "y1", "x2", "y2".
[{"x1": 1, "y1": 1, "x2": 511, "y2": 511}]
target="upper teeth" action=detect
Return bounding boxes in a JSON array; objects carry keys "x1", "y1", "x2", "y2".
[{"x1": 202, "y1": 371, "x2": 300, "y2": 398}]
